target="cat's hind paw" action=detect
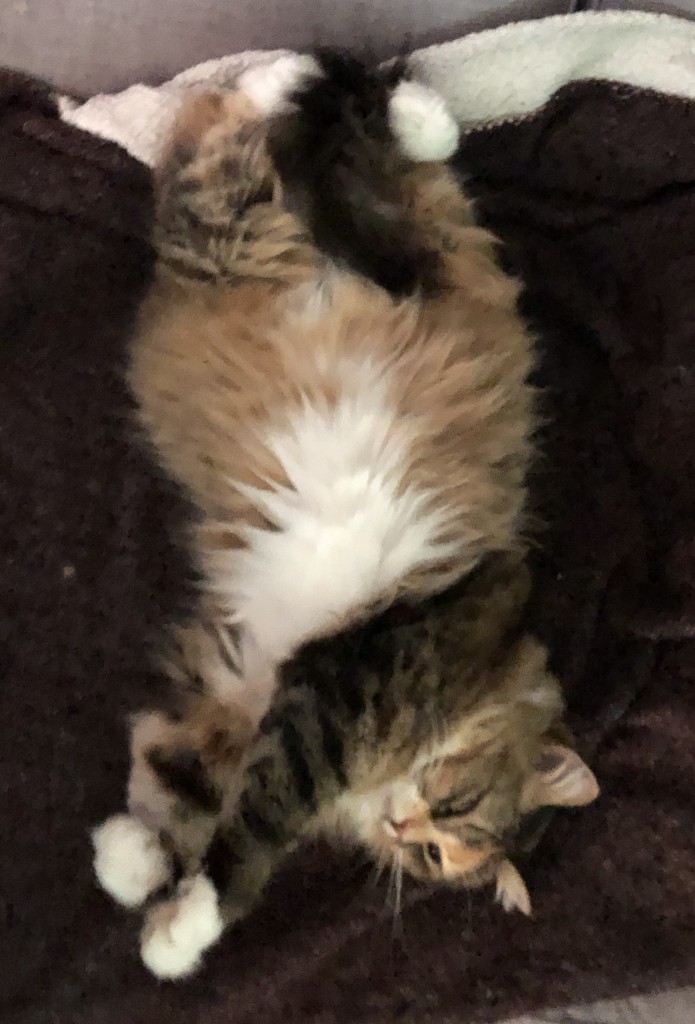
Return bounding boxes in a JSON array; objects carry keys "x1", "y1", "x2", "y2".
[
  {"x1": 389, "y1": 80, "x2": 460, "y2": 162},
  {"x1": 140, "y1": 874, "x2": 224, "y2": 979},
  {"x1": 238, "y1": 54, "x2": 322, "y2": 116},
  {"x1": 92, "y1": 813, "x2": 172, "y2": 909}
]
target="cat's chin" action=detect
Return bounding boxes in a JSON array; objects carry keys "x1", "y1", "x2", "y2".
[
  {"x1": 351, "y1": 814, "x2": 404, "y2": 864},
  {"x1": 372, "y1": 819, "x2": 400, "y2": 851},
  {"x1": 327, "y1": 798, "x2": 404, "y2": 871},
  {"x1": 356, "y1": 831, "x2": 399, "y2": 875}
]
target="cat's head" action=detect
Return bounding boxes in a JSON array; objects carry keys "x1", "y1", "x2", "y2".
[
  {"x1": 374, "y1": 740, "x2": 597, "y2": 914},
  {"x1": 364, "y1": 649, "x2": 598, "y2": 913}
]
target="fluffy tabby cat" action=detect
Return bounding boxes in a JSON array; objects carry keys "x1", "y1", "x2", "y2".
[{"x1": 92, "y1": 53, "x2": 598, "y2": 979}]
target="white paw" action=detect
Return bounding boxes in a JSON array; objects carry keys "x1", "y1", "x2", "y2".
[
  {"x1": 92, "y1": 813, "x2": 171, "y2": 909},
  {"x1": 140, "y1": 874, "x2": 224, "y2": 980},
  {"x1": 239, "y1": 54, "x2": 322, "y2": 116},
  {"x1": 389, "y1": 80, "x2": 460, "y2": 162}
]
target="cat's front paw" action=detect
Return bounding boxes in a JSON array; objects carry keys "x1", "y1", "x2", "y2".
[
  {"x1": 238, "y1": 54, "x2": 322, "y2": 116},
  {"x1": 140, "y1": 873, "x2": 224, "y2": 979},
  {"x1": 389, "y1": 80, "x2": 460, "y2": 162},
  {"x1": 92, "y1": 813, "x2": 172, "y2": 909}
]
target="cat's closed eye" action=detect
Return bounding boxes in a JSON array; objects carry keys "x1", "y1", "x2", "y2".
[{"x1": 432, "y1": 793, "x2": 483, "y2": 820}]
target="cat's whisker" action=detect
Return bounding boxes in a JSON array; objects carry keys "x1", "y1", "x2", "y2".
[
  {"x1": 384, "y1": 858, "x2": 395, "y2": 907},
  {"x1": 377, "y1": 852, "x2": 391, "y2": 887},
  {"x1": 370, "y1": 848, "x2": 389, "y2": 888},
  {"x1": 392, "y1": 850, "x2": 404, "y2": 932},
  {"x1": 394, "y1": 853, "x2": 403, "y2": 915},
  {"x1": 385, "y1": 852, "x2": 401, "y2": 913},
  {"x1": 388, "y1": 851, "x2": 409, "y2": 947}
]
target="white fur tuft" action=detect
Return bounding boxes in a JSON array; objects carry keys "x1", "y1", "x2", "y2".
[
  {"x1": 207, "y1": 355, "x2": 460, "y2": 661},
  {"x1": 495, "y1": 859, "x2": 532, "y2": 916},
  {"x1": 140, "y1": 874, "x2": 224, "y2": 979},
  {"x1": 389, "y1": 80, "x2": 460, "y2": 162},
  {"x1": 92, "y1": 813, "x2": 171, "y2": 909},
  {"x1": 238, "y1": 54, "x2": 322, "y2": 115}
]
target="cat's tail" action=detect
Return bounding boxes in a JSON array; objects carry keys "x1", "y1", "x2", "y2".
[{"x1": 241, "y1": 49, "x2": 460, "y2": 296}]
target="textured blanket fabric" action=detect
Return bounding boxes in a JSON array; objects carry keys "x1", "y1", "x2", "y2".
[{"x1": 0, "y1": 69, "x2": 693, "y2": 1024}]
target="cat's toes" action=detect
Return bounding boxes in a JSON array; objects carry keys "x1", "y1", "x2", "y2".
[
  {"x1": 238, "y1": 54, "x2": 322, "y2": 115},
  {"x1": 92, "y1": 813, "x2": 172, "y2": 909},
  {"x1": 140, "y1": 874, "x2": 223, "y2": 979},
  {"x1": 389, "y1": 80, "x2": 460, "y2": 162}
]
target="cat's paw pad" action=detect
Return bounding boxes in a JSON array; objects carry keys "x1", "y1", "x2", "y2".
[
  {"x1": 140, "y1": 874, "x2": 223, "y2": 979},
  {"x1": 92, "y1": 813, "x2": 171, "y2": 909},
  {"x1": 389, "y1": 80, "x2": 460, "y2": 162},
  {"x1": 239, "y1": 54, "x2": 322, "y2": 116}
]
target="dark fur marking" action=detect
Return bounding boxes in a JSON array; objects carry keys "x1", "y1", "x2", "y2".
[
  {"x1": 182, "y1": 671, "x2": 207, "y2": 695},
  {"x1": 146, "y1": 746, "x2": 222, "y2": 814},
  {"x1": 239, "y1": 800, "x2": 285, "y2": 847},
  {"x1": 281, "y1": 718, "x2": 317, "y2": 808},
  {"x1": 333, "y1": 657, "x2": 367, "y2": 718},
  {"x1": 204, "y1": 830, "x2": 243, "y2": 893},
  {"x1": 239, "y1": 806, "x2": 282, "y2": 847},
  {"x1": 512, "y1": 807, "x2": 555, "y2": 857},
  {"x1": 160, "y1": 256, "x2": 218, "y2": 283},
  {"x1": 258, "y1": 704, "x2": 284, "y2": 736},
  {"x1": 316, "y1": 706, "x2": 348, "y2": 786}
]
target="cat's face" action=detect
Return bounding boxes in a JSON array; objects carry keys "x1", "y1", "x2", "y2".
[{"x1": 370, "y1": 740, "x2": 598, "y2": 913}]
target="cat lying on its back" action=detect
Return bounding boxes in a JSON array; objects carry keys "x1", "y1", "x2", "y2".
[
  {"x1": 133, "y1": 51, "x2": 535, "y2": 668},
  {"x1": 92, "y1": 52, "x2": 599, "y2": 979}
]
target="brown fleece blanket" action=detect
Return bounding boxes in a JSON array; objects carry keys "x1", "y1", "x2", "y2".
[{"x1": 1, "y1": 70, "x2": 694, "y2": 1024}]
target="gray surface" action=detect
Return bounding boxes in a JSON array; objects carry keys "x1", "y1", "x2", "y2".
[
  {"x1": 3, "y1": 0, "x2": 572, "y2": 97},
  {"x1": 588, "y1": 0, "x2": 695, "y2": 12},
  {"x1": 504, "y1": 986, "x2": 695, "y2": 1023}
]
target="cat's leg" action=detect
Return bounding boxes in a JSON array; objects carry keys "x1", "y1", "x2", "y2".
[
  {"x1": 137, "y1": 713, "x2": 415, "y2": 980},
  {"x1": 156, "y1": 56, "x2": 460, "y2": 287},
  {"x1": 138, "y1": 821, "x2": 284, "y2": 979},
  {"x1": 93, "y1": 707, "x2": 222, "y2": 910},
  {"x1": 92, "y1": 711, "x2": 180, "y2": 909},
  {"x1": 155, "y1": 86, "x2": 319, "y2": 285},
  {"x1": 138, "y1": 685, "x2": 341, "y2": 979},
  {"x1": 397, "y1": 159, "x2": 523, "y2": 309},
  {"x1": 127, "y1": 710, "x2": 190, "y2": 836},
  {"x1": 93, "y1": 698, "x2": 255, "y2": 911},
  {"x1": 239, "y1": 53, "x2": 459, "y2": 162},
  {"x1": 93, "y1": 616, "x2": 262, "y2": 911}
]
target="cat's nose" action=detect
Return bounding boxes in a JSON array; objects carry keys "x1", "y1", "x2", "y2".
[{"x1": 389, "y1": 818, "x2": 414, "y2": 836}]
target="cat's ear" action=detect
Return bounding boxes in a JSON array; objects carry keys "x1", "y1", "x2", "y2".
[
  {"x1": 495, "y1": 859, "x2": 531, "y2": 916},
  {"x1": 521, "y1": 744, "x2": 599, "y2": 812}
]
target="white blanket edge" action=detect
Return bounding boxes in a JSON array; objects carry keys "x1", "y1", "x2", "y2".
[{"x1": 62, "y1": 10, "x2": 695, "y2": 167}]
